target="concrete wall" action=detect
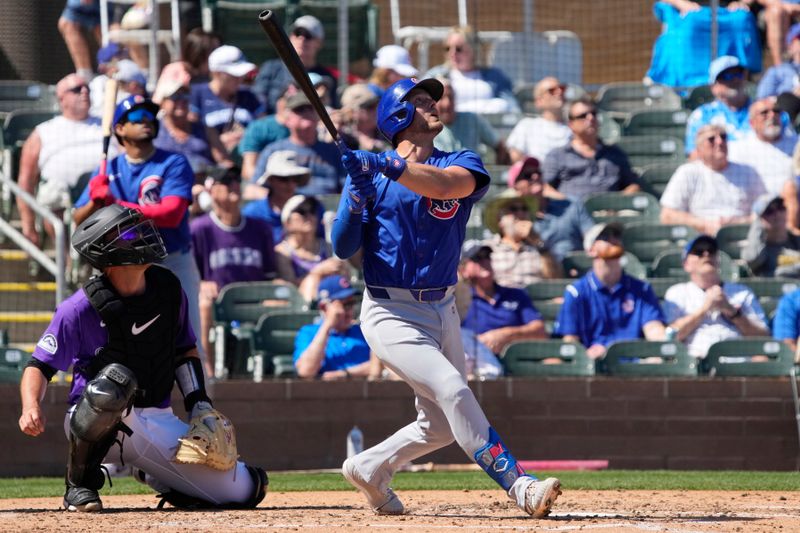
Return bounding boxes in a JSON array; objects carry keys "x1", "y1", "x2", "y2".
[{"x1": 5, "y1": 377, "x2": 798, "y2": 477}]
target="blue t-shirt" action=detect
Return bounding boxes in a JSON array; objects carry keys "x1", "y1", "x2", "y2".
[
  {"x1": 773, "y1": 289, "x2": 800, "y2": 341},
  {"x1": 75, "y1": 149, "x2": 194, "y2": 254},
  {"x1": 554, "y1": 271, "x2": 665, "y2": 347},
  {"x1": 153, "y1": 120, "x2": 213, "y2": 174},
  {"x1": 461, "y1": 284, "x2": 542, "y2": 335},
  {"x1": 239, "y1": 114, "x2": 290, "y2": 154},
  {"x1": 756, "y1": 62, "x2": 800, "y2": 99},
  {"x1": 292, "y1": 322, "x2": 370, "y2": 374},
  {"x1": 189, "y1": 82, "x2": 263, "y2": 133},
  {"x1": 253, "y1": 139, "x2": 344, "y2": 195},
  {"x1": 242, "y1": 197, "x2": 284, "y2": 244},
  {"x1": 335, "y1": 149, "x2": 490, "y2": 289}
]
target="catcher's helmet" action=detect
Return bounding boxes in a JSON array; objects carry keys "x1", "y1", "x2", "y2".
[
  {"x1": 377, "y1": 78, "x2": 444, "y2": 145},
  {"x1": 112, "y1": 94, "x2": 160, "y2": 143},
  {"x1": 72, "y1": 204, "x2": 167, "y2": 270}
]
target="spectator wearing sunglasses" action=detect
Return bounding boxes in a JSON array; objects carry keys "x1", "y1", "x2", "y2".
[
  {"x1": 542, "y1": 98, "x2": 641, "y2": 202},
  {"x1": 17, "y1": 73, "x2": 115, "y2": 250},
  {"x1": 253, "y1": 15, "x2": 339, "y2": 115},
  {"x1": 481, "y1": 189, "x2": 562, "y2": 288},
  {"x1": 663, "y1": 235, "x2": 769, "y2": 359},
  {"x1": 293, "y1": 275, "x2": 372, "y2": 380},
  {"x1": 728, "y1": 96, "x2": 797, "y2": 196},
  {"x1": 757, "y1": 23, "x2": 800, "y2": 121},
  {"x1": 661, "y1": 124, "x2": 766, "y2": 235},
  {"x1": 506, "y1": 77, "x2": 572, "y2": 164},
  {"x1": 424, "y1": 26, "x2": 520, "y2": 115},
  {"x1": 73, "y1": 95, "x2": 206, "y2": 374},
  {"x1": 742, "y1": 194, "x2": 800, "y2": 277}
]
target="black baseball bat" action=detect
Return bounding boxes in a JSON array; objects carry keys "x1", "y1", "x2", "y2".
[{"x1": 258, "y1": 10, "x2": 347, "y2": 155}]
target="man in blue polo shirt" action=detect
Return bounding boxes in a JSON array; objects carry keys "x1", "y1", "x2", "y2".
[
  {"x1": 555, "y1": 222, "x2": 666, "y2": 360},
  {"x1": 772, "y1": 287, "x2": 800, "y2": 357},
  {"x1": 293, "y1": 275, "x2": 372, "y2": 380}
]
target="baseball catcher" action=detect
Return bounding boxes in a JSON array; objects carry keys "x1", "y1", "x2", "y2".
[{"x1": 18, "y1": 205, "x2": 267, "y2": 512}]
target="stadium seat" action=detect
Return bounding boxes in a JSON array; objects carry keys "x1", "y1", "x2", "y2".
[
  {"x1": 684, "y1": 84, "x2": 714, "y2": 110},
  {"x1": 487, "y1": 31, "x2": 583, "y2": 88},
  {"x1": 742, "y1": 277, "x2": 800, "y2": 318},
  {"x1": 622, "y1": 109, "x2": 689, "y2": 138},
  {"x1": 597, "y1": 111, "x2": 622, "y2": 145},
  {"x1": 638, "y1": 161, "x2": 682, "y2": 199},
  {"x1": 295, "y1": 0, "x2": 378, "y2": 67},
  {"x1": 715, "y1": 223, "x2": 750, "y2": 261},
  {"x1": 704, "y1": 338, "x2": 795, "y2": 376},
  {"x1": 647, "y1": 277, "x2": 686, "y2": 299},
  {"x1": 604, "y1": 340, "x2": 698, "y2": 377},
  {"x1": 596, "y1": 82, "x2": 682, "y2": 121},
  {"x1": 612, "y1": 134, "x2": 684, "y2": 170},
  {"x1": 210, "y1": 0, "x2": 292, "y2": 66},
  {"x1": 583, "y1": 191, "x2": 660, "y2": 225},
  {"x1": 561, "y1": 251, "x2": 647, "y2": 279},
  {"x1": 0, "y1": 80, "x2": 57, "y2": 113},
  {"x1": 501, "y1": 340, "x2": 595, "y2": 377},
  {"x1": 622, "y1": 222, "x2": 697, "y2": 265},
  {"x1": 0, "y1": 347, "x2": 29, "y2": 383},
  {"x1": 250, "y1": 311, "x2": 319, "y2": 380},
  {"x1": 650, "y1": 249, "x2": 737, "y2": 280},
  {"x1": 525, "y1": 278, "x2": 571, "y2": 322}
]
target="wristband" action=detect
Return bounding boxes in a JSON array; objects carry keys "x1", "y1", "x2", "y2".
[
  {"x1": 381, "y1": 153, "x2": 406, "y2": 181},
  {"x1": 175, "y1": 357, "x2": 212, "y2": 412}
]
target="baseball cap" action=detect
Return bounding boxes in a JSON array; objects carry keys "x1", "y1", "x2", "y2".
[
  {"x1": 114, "y1": 59, "x2": 147, "y2": 86},
  {"x1": 682, "y1": 234, "x2": 718, "y2": 260},
  {"x1": 506, "y1": 157, "x2": 541, "y2": 188},
  {"x1": 341, "y1": 83, "x2": 380, "y2": 109},
  {"x1": 317, "y1": 275, "x2": 355, "y2": 302},
  {"x1": 292, "y1": 15, "x2": 324, "y2": 40},
  {"x1": 281, "y1": 194, "x2": 321, "y2": 225},
  {"x1": 152, "y1": 61, "x2": 191, "y2": 104},
  {"x1": 708, "y1": 55, "x2": 742, "y2": 84},
  {"x1": 208, "y1": 45, "x2": 256, "y2": 77},
  {"x1": 461, "y1": 240, "x2": 493, "y2": 262},
  {"x1": 97, "y1": 42, "x2": 126, "y2": 65},
  {"x1": 285, "y1": 92, "x2": 313, "y2": 111},
  {"x1": 308, "y1": 72, "x2": 330, "y2": 88},
  {"x1": 482, "y1": 189, "x2": 539, "y2": 234},
  {"x1": 257, "y1": 151, "x2": 311, "y2": 187},
  {"x1": 206, "y1": 165, "x2": 241, "y2": 185},
  {"x1": 373, "y1": 45, "x2": 418, "y2": 77},
  {"x1": 583, "y1": 222, "x2": 624, "y2": 252},
  {"x1": 752, "y1": 193, "x2": 784, "y2": 217},
  {"x1": 787, "y1": 23, "x2": 800, "y2": 46}
]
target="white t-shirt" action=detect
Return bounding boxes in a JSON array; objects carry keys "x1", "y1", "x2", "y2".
[
  {"x1": 660, "y1": 160, "x2": 767, "y2": 220},
  {"x1": 727, "y1": 132, "x2": 797, "y2": 196},
  {"x1": 662, "y1": 281, "x2": 767, "y2": 358},
  {"x1": 449, "y1": 69, "x2": 514, "y2": 114},
  {"x1": 506, "y1": 117, "x2": 572, "y2": 162}
]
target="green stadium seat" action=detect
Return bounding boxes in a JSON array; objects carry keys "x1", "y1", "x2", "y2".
[
  {"x1": 525, "y1": 279, "x2": 571, "y2": 321},
  {"x1": 597, "y1": 111, "x2": 622, "y2": 145},
  {"x1": 612, "y1": 134, "x2": 684, "y2": 170},
  {"x1": 561, "y1": 251, "x2": 647, "y2": 279},
  {"x1": 704, "y1": 338, "x2": 796, "y2": 376},
  {"x1": 604, "y1": 340, "x2": 698, "y2": 377},
  {"x1": 0, "y1": 347, "x2": 29, "y2": 383},
  {"x1": 742, "y1": 277, "x2": 800, "y2": 318},
  {"x1": 250, "y1": 310, "x2": 319, "y2": 379},
  {"x1": 583, "y1": 191, "x2": 660, "y2": 225},
  {"x1": 295, "y1": 0, "x2": 378, "y2": 67},
  {"x1": 638, "y1": 161, "x2": 681, "y2": 199},
  {"x1": 0, "y1": 81, "x2": 57, "y2": 113},
  {"x1": 684, "y1": 84, "x2": 713, "y2": 110},
  {"x1": 501, "y1": 340, "x2": 595, "y2": 376},
  {"x1": 596, "y1": 82, "x2": 682, "y2": 122},
  {"x1": 622, "y1": 109, "x2": 689, "y2": 138},
  {"x1": 210, "y1": 1, "x2": 293, "y2": 67},
  {"x1": 715, "y1": 223, "x2": 750, "y2": 261},
  {"x1": 271, "y1": 355, "x2": 297, "y2": 378},
  {"x1": 622, "y1": 222, "x2": 697, "y2": 265},
  {"x1": 650, "y1": 249, "x2": 737, "y2": 280}
]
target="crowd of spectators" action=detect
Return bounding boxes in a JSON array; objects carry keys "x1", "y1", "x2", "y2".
[{"x1": 17, "y1": 5, "x2": 800, "y2": 381}]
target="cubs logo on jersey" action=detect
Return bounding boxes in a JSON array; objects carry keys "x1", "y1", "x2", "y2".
[
  {"x1": 139, "y1": 175, "x2": 163, "y2": 205},
  {"x1": 426, "y1": 198, "x2": 460, "y2": 220}
]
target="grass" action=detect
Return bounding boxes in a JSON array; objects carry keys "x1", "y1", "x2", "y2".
[{"x1": 4, "y1": 470, "x2": 800, "y2": 499}]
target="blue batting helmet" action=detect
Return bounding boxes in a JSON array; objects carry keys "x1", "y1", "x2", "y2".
[
  {"x1": 377, "y1": 78, "x2": 444, "y2": 145},
  {"x1": 112, "y1": 94, "x2": 160, "y2": 142}
]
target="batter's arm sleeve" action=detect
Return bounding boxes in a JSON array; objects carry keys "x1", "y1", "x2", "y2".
[
  {"x1": 331, "y1": 184, "x2": 367, "y2": 259},
  {"x1": 116, "y1": 196, "x2": 190, "y2": 228}
]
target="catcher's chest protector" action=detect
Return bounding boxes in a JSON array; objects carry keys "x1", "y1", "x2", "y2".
[{"x1": 83, "y1": 265, "x2": 181, "y2": 407}]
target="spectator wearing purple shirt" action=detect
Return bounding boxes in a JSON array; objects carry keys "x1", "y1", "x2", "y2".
[{"x1": 191, "y1": 166, "x2": 278, "y2": 370}]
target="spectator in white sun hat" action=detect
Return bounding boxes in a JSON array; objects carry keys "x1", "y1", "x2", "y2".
[{"x1": 368, "y1": 45, "x2": 419, "y2": 95}]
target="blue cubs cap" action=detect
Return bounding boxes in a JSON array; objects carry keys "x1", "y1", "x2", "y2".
[
  {"x1": 708, "y1": 55, "x2": 742, "y2": 84},
  {"x1": 682, "y1": 234, "x2": 718, "y2": 261},
  {"x1": 317, "y1": 275, "x2": 355, "y2": 302},
  {"x1": 112, "y1": 94, "x2": 160, "y2": 142},
  {"x1": 97, "y1": 42, "x2": 126, "y2": 65}
]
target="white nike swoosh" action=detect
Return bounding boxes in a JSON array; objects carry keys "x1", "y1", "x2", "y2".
[
  {"x1": 131, "y1": 314, "x2": 161, "y2": 335},
  {"x1": 100, "y1": 321, "x2": 106, "y2": 328}
]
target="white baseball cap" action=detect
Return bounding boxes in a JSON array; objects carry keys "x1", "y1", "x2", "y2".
[
  {"x1": 208, "y1": 45, "x2": 256, "y2": 77},
  {"x1": 292, "y1": 15, "x2": 324, "y2": 40},
  {"x1": 114, "y1": 59, "x2": 147, "y2": 85},
  {"x1": 373, "y1": 45, "x2": 418, "y2": 77},
  {"x1": 257, "y1": 151, "x2": 311, "y2": 187}
]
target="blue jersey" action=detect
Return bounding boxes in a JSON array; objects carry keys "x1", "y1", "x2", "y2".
[
  {"x1": 773, "y1": 289, "x2": 800, "y2": 341},
  {"x1": 554, "y1": 271, "x2": 664, "y2": 347},
  {"x1": 461, "y1": 284, "x2": 542, "y2": 335},
  {"x1": 75, "y1": 149, "x2": 194, "y2": 254},
  {"x1": 292, "y1": 322, "x2": 370, "y2": 374},
  {"x1": 336, "y1": 149, "x2": 489, "y2": 289}
]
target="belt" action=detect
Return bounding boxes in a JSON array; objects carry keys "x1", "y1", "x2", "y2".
[{"x1": 367, "y1": 286, "x2": 449, "y2": 302}]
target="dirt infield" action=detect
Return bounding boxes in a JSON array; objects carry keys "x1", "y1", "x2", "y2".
[{"x1": 2, "y1": 489, "x2": 799, "y2": 532}]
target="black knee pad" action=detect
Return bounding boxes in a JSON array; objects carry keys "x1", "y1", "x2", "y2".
[{"x1": 71, "y1": 363, "x2": 137, "y2": 443}]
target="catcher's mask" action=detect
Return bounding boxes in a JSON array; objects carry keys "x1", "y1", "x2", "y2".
[{"x1": 72, "y1": 204, "x2": 167, "y2": 270}]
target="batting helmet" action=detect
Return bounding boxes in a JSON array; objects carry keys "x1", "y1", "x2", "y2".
[
  {"x1": 377, "y1": 78, "x2": 444, "y2": 145},
  {"x1": 72, "y1": 204, "x2": 167, "y2": 270},
  {"x1": 112, "y1": 95, "x2": 160, "y2": 143}
]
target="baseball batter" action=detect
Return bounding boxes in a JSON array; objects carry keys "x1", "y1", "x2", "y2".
[
  {"x1": 18, "y1": 205, "x2": 267, "y2": 512},
  {"x1": 332, "y1": 78, "x2": 562, "y2": 518}
]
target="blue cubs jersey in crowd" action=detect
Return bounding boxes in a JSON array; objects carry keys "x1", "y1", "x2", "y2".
[
  {"x1": 461, "y1": 284, "x2": 542, "y2": 335},
  {"x1": 293, "y1": 322, "x2": 370, "y2": 375},
  {"x1": 341, "y1": 149, "x2": 489, "y2": 289},
  {"x1": 554, "y1": 271, "x2": 664, "y2": 347},
  {"x1": 75, "y1": 149, "x2": 194, "y2": 254}
]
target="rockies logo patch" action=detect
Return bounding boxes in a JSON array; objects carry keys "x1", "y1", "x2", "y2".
[
  {"x1": 37, "y1": 333, "x2": 58, "y2": 354},
  {"x1": 426, "y1": 198, "x2": 460, "y2": 220}
]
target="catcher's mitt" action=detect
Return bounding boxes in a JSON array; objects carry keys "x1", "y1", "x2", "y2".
[{"x1": 174, "y1": 403, "x2": 238, "y2": 471}]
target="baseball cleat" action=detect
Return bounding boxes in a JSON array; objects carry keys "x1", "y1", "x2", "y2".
[
  {"x1": 342, "y1": 458, "x2": 405, "y2": 515},
  {"x1": 63, "y1": 486, "x2": 103, "y2": 512},
  {"x1": 523, "y1": 477, "x2": 561, "y2": 518}
]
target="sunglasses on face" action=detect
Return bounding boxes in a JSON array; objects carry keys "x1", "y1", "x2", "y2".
[
  {"x1": 66, "y1": 84, "x2": 89, "y2": 94},
  {"x1": 717, "y1": 69, "x2": 745, "y2": 82},
  {"x1": 543, "y1": 84, "x2": 566, "y2": 96},
  {"x1": 689, "y1": 244, "x2": 718, "y2": 257},
  {"x1": 757, "y1": 107, "x2": 780, "y2": 117},
  {"x1": 124, "y1": 108, "x2": 155, "y2": 124},
  {"x1": 445, "y1": 45, "x2": 465, "y2": 53},
  {"x1": 168, "y1": 92, "x2": 190, "y2": 102},
  {"x1": 505, "y1": 204, "x2": 529, "y2": 214},
  {"x1": 702, "y1": 132, "x2": 728, "y2": 144},
  {"x1": 570, "y1": 110, "x2": 597, "y2": 121},
  {"x1": 292, "y1": 28, "x2": 314, "y2": 40},
  {"x1": 763, "y1": 203, "x2": 786, "y2": 217}
]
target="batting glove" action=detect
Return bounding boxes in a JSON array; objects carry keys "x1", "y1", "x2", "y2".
[
  {"x1": 88, "y1": 173, "x2": 114, "y2": 206},
  {"x1": 341, "y1": 150, "x2": 407, "y2": 181},
  {"x1": 345, "y1": 174, "x2": 376, "y2": 213}
]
